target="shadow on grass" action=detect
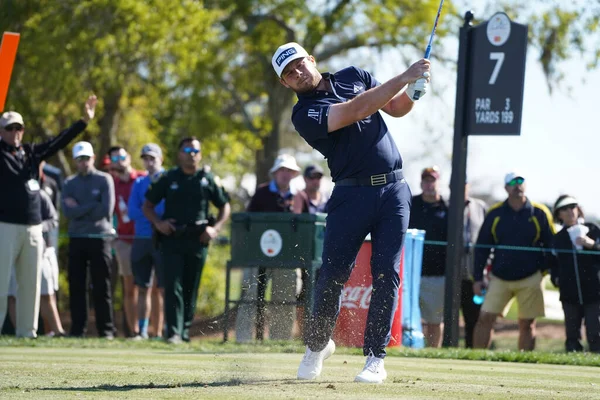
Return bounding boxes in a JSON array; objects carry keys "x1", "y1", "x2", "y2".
[{"x1": 36, "y1": 378, "x2": 320, "y2": 392}]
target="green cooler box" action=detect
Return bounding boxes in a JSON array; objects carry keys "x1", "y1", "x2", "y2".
[{"x1": 224, "y1": 212, "x2": 326, "y2": 341}]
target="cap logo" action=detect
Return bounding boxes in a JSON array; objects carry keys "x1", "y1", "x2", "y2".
[{"x1": 276, "y1": 47, "x2": 297, "y2": 66}]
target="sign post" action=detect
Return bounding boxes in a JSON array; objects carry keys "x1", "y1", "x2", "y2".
[{"x1": 443, "y1": 12, "x2": 528, "y2": 348}]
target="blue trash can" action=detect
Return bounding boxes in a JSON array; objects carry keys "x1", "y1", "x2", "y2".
[{"x1": 401, "y1": 229, "x2": 426, "y2": 348}]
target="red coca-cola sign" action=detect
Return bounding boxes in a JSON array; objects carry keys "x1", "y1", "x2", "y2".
[
  {"x1": 333, "y1": 241, "x2": 403, "y2": 348},
  {"x1": 341, "y1": 285, "x2": 372, "y2": 310}
]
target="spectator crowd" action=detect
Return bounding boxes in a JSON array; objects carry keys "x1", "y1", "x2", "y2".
[{"x1": 1, "y1": 102, "x2": 599, "y2": 353}]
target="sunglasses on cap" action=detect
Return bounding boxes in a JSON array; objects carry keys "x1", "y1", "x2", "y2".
[
  {"x1": 507, "y1": 177, "x2": 525, "y2": 186},
  {"x1": 307, "y1": 174, "x2": 323, "y2": 180},
  {"x1": 181, "y1": 147, "x2": 200, "y2": 155},
  {"x1": 558, "y1": 204, "x2": 577, "y2": 211},
  {"x1": 76, "y1": 156, "x2": 91, "y2": 162},
  {"x1": 4, "y1": 124, "x2": 24, "y2": 132},
  {"x1": 110, "y1": 155, "x2": 127, "y2": 162}
]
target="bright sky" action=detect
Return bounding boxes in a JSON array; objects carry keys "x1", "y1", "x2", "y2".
[{"x1": 369, "y1": 11, "x2": 599, "y2": 219}]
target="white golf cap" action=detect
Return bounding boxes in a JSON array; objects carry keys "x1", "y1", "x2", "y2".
[
  {"x1": 554, "y1": 196, "x2": 578, "y2": 210},
  {"x1": 72, "y1": 141, "x2": 94, "y2": 159},
  {"x1": 272, "y1": 42, "x2": 309, "y2": 77},
  {"x1": 504, "y1": 171, "x2": 525, "y2": 185},
  {"x1": 0, "y1": 111, "x2": 24, "y2": 128},
  {"x1": 269, "y1": 154, "x2": 301, "y2": 174}
]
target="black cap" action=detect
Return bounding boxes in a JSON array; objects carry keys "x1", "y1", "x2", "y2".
[{"x1": 304, "y1": 164, "x2": 324, "y2": 178}]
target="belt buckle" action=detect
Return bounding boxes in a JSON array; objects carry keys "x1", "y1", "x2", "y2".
[{"x1": 370, "y1": 173, "x2": 387, "y2": 186}]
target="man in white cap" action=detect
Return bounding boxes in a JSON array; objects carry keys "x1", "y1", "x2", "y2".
[
  {"x1": 472, "y1": 171, "x2": 555, "y2": 351},
  {"x1": 235, "y1": 154, "x2": 302, "y2": 342},
  {"x1": 0, "y1": 95, "x2": 97, "y2": 338},
  {"x1": 62, "y1": 141, "x2": 116, "y2": 338},
  {"x1": 271, "y1": 41, "x2": 430, "y2": 383}
]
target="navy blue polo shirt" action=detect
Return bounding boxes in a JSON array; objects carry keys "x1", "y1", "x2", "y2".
[
  {"x1": 474, "y1": 198, "x2": 555, "y2": 281},
  {"x1": 291, "y1": 67, "x2": 402, "y2": 182}
]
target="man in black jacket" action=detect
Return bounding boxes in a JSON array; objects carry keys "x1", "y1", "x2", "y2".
[
  {"x1": 409, "y1": 166, "x2": 448, "y2": 348},
  {"x1": 0, "y1": 95, "x2": 97, "y2": 338}
]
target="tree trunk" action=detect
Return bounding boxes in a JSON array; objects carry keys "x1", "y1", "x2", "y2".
[
  {"x1": 254, "y1": 79, "x2": 294, "y2": 187},
  {"x1": 97, "y1": 91, "x2": 122, "y2": 163}
]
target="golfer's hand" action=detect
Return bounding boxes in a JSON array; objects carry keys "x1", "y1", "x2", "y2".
[
  {"x1": 406, "y1": 79, "x2": 428, "y2": 101},
  {"x1": 403, "y1": 59, "x2": 431, "y2": 84}
]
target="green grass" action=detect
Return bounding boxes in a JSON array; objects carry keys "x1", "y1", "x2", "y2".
[{"x1": 1, "y1": 338, "x2": 600, "y2": 399}]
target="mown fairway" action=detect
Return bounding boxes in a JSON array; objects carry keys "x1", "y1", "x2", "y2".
[{"x1": 1, "y1": 339, "x2": 599, "y2": 399}]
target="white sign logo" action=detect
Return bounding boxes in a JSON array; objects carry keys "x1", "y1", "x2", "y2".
[
  {"x1": 260, "y1": 229, "x2": 283, "y2": 257},
  {"x1": 340, "y1": 285, "x2": 372, "y2": 310},
  {"x1": 487, "y1": 13, "x2": 511, "y2": 47}
]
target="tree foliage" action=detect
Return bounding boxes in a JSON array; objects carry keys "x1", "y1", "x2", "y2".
[{"x1": 1, "y1": 0, "x2": 598, "y2": 179}]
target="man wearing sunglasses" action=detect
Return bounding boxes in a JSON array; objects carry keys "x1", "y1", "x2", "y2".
[
  {"x1": 107, "y1": 145, "x2": 146, "y2": 338},
  {"x1": 62, "y1": 141, "x2": 116, "y2": 338},
  {"x1": 472, "y1": 172, "x2": 555, "y2": 351},
  {"x1": 143, "y1": 137, "x2": 231, "y2": 344},
  {"x1": 0, "y1": 95, "x2": 97, "y2": 338}
]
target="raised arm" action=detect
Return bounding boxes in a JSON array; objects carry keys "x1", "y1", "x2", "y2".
[
  {"x1": 326, "y1": 60, "x2": 430, "y2": 132},
  {"x1": 34, "y1": 95, "x2": 98, "y2": 160}
]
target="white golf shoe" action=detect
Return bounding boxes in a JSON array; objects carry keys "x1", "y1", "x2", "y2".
[
  {"x1": 297, "y1": 339, "x2": 336, "y2": 380},
  {"x1": 354, "y1": 354, "x2": 387, "y2": 384}
]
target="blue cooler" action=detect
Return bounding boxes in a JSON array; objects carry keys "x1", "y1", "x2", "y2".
[{"x1": 401, "y1": 229, "x2": 426, "y2": 348}]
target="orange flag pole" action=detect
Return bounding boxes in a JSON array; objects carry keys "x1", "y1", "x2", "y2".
[{"x1": 0, "y1": 32, "x2": 20, "y2": 112}]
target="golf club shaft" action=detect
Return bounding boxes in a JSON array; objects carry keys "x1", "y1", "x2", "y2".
[{"x1": 413, "y1": 0, "x2": 445, "y2": 100}]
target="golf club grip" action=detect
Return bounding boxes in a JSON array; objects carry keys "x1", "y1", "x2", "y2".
[{"x1": 424, "y1": 46, "x2": 432, "y2": 60}]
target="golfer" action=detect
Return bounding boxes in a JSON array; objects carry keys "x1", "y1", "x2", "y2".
[{"x1": 272, "y1": 42, "x2": 430, "y2": 383}]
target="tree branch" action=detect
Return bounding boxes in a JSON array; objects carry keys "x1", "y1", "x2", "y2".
[
  {"x1": 246, "y1": 14, "x2": 295, "y2": 42},
  {"x1": 221, "y1": 81, "x2": 261, "y2": 135},
  {"x1": 323, "y1": 0, "x2": 352, "y2": 33}
]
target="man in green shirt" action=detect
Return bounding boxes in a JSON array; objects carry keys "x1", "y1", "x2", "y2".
[{"x1": 143, "y1": 137, "x2": 231, "y2": 343}]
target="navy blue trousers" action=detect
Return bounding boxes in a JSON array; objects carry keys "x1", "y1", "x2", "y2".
[{"x1": 305, "y1": 180, "x2": 411, "y2": 358}]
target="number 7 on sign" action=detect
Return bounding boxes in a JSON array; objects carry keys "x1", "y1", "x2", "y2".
[
  {"x1": 0, "y1": 32, "x2": 21, "y2": 112},
  {"x1": 489, "y1": 52, "x2": 505, "y2": 85}
]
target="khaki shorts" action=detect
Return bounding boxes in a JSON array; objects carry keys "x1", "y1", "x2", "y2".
[
  {"x1": 482, "y1": 271, "x2": 545, "y2": 319},
  {"x1": 7, "y1": 247, "x2": 58, "y2": 297},
  {"x1": 113, "y1": 240, "x2": 133, "y2": 276}
]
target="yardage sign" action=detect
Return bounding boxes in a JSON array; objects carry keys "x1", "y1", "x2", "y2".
[{"x1": 466, "y1": 13, "x2": 528, "y2": 135}]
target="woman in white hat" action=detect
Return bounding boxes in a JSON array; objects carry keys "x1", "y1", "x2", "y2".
[{"x1": 551, "y1": 195, "x2": 600, "y2": 353}]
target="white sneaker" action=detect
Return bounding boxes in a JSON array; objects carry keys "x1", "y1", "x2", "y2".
[
  {"x1": 354, "y1": 355, "x2": 387, "y2": 384},
  {"x1": 297, "y1": 339, "x2": 336, "y2": 380}
]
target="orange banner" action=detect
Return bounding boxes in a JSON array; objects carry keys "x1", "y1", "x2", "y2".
[{"x1": 0, "y1": 32, "x2": 20, "y2": 112}]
